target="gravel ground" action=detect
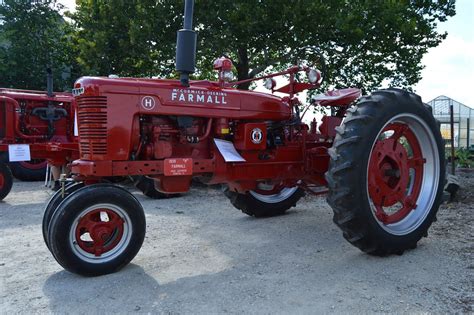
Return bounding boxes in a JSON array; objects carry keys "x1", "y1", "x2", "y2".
[{"x1": 1, "y1": 173, "x2": 472, "y2": 314}]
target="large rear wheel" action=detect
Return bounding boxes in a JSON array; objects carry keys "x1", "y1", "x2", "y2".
[
  {"x1": 225, "y1": 183, "x2": 304, "y2": 217},
  {"x1": 47, "y1": 184, "x2": 146, "y2": 276},
  {"x1": 326, "y1": 88, "x2": 445, "y2": 256}
]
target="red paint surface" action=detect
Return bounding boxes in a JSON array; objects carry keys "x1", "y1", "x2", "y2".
[
  {"x1": 368, "y1": 123, "x2": 425, "y2": 224},
  {"x1": 75, "y1": 208, "x2": 124, "y2": 256}
]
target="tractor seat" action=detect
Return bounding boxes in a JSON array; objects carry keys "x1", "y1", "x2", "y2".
[{"x1": 311, "y1": 88, "x2": 361, "y2": 107}]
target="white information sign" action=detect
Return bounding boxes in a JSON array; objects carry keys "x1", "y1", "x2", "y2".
[
  {"x1": 213, "y1": 139, "x2": 246, "y2": 162},
  {"x1": 8, "y1": 144, "x2": 31, "y2": 162}
]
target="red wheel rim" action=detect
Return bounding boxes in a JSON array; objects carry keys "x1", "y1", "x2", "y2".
[
  {"x1": 368, "y1": 122, "x2": 426, "y2": 225},
  {"x1": 19, "y1": 159, "x2": 47, "y2": 170},
  {"x1": 75, "y1": 208, "x2": 125, "y2": 257},
  {"x1": 0, "y1": 172, "x2": 4, "y2": 189}
]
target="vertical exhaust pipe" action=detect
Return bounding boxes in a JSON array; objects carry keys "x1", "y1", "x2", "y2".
[
  {"x1": 175, "y1": 0, "x2": 197, "y2": 87},
  {"x1": 46, "y1": 68, "x2": 53, "y2": 97}
]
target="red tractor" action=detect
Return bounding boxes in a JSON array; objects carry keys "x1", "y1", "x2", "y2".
[
  {"x1": 43, "y1": 1, "x2": 445, "y2": 276},
  {"x1": 0, "y1": 70, "x2": 78, "y2": 200}
]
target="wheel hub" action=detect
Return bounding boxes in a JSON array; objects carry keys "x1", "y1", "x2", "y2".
[
  {"x1": 75, "y1": 209, "x2": 124, "y2": 256},
  {"x1": 368, "y1": 123, "x2": 425, "y2": 225},
  {"x1": 369, "y1": 138, "x2": 409, "y2": 207}
]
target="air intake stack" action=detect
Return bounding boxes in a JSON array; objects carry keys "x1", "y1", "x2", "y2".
[
  {"x1": 46, "y1": 68, "x2": 54, "y2": 97},
  {"x1": 175, "y1": 0, "x2": 197, "y2": 87}
]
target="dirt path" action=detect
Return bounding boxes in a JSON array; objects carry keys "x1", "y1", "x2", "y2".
[{"x1": 1, "y1": 174, "x2": 472, "y2": 313}]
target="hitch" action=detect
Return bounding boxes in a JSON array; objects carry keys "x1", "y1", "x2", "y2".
[{"x1": 60, "y1": 173, "x2": 67, "y2": 198}]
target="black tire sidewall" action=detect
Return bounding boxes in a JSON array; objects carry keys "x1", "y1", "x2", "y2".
[
  {"x1": 0, "y1": 163, "x2": 13, "y2": 200},
  {"x1": 42, "y1": 182, "x2": 85, "y2": 250},
  {"x1": 48, "y1": 184, "x2": 146, "y2": 276},
  {"x1": 133, "y1": 175, "x2": 169, "y2": 199},
  {"x1": 226, "y1": 187, "x2": 304, "y2": 217},
  {"x1": 248, "y1": 188, "x2": 304, "y2": 217},
  {"x1": 9, "y1": 161, "x2": 47, "y2": 181}
]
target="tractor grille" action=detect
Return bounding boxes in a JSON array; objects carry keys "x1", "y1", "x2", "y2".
[{"x1": 77, "y1": 96, "x2": 108, "y2": 158}]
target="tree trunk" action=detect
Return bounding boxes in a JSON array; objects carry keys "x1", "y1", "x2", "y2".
[{"x1": 236, "y1": 47, "x2": 251, "y2": 90}]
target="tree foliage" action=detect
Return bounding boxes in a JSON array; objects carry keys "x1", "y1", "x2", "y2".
[
  {"x1": 194, "y1": 0, "x2": 456, "y2": 91},
  {"x1": 0, "y1": 0, "x2": 76, "y2": 90},
  {"x1": 2, "y1": 0, "x2": 456, "y2": 92},
  {"x1": 70, "y1": 0, "x2": 180, "y2": 77}
]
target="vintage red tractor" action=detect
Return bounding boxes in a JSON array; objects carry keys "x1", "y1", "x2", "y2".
[
  {"x1": 43, "y1": 0, "x2": 445, "y2": 276},
  {"x1": 0, "y1": 70, "x2": 78, "y2": 200},
  {"x1": 0, "y1": 70, "x2": 168, "y2": 200}
]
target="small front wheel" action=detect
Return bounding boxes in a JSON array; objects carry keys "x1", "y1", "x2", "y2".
[{"x1": 47, "y1": 184, "x2": 146, "y2": 276}]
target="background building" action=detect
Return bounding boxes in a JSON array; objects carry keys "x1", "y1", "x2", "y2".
[{"x1": 427, "y1": 96, "x2": 474, "y2": 149}]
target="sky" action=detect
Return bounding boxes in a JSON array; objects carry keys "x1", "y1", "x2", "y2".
[
  {"x1": 59, "y1": 0, "x2": 474, "y2": 107},
  {"x1": 413, "y1": 0, "x2": 474, "y2": 107}
]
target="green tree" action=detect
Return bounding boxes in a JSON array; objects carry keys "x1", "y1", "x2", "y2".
[
  {"x1": 0, "y1": 0, "x2": 75, "y2": 91},
  {"x1": 70, "y1": 0, "x2": 179, "y2": 77},
  {"x1": 195, "y1": 0, "x2": 456, "y2": 91},
  {"x1": 70, "y1": 0, "x2": 455, "y2": 91}
]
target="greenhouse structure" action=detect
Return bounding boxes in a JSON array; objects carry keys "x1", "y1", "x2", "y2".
[{"x1": 427, "y1": 96, "x2": 474, "y2": 149}]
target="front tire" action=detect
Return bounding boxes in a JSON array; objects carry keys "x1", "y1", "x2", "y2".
[
  {"x1": 224, "y1": 184, "x2": 304, "y2": 217},
  {"x1": 326, "y1": 88, "x2": 445, "y2": 256},
  {"x1": 42, "y1": 182, "x2": 85, "y2": 250},
  {"x1": 0, "y1": 162, "x2": 13, "y2": 200},
  {"x1": 47, "y1": 184, "x2": 146, "y2": 276}
]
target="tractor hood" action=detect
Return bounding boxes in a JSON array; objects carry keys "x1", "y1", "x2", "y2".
[{"x1": 73, "y1": 76, "x2": 292, "y2": 121}]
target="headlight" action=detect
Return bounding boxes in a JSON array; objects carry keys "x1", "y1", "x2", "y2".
[
  {"x1": 264, "y1": 78, "x2": 276, "y2": 90},
  {"x1": 221, "y1": 71, "x2": 234, "y2": 81},
  {"x1": 307, "y1": 69, "x2": 321, "y2": 84}
]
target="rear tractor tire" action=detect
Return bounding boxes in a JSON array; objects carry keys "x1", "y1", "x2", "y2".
[
  {"x1": 47, "y1": 184, "x2": 146, "y2": 276},
  {"x1": 0, "y1": 162, "x2": 14, "y2": 201},
  {"x1": 326, "y1": 88, "x2": 445, "y2": 256},
  {"x1": 132, "y1": 176, "x2": 172, "y2": 199},
  {"x1": 9, "y1": 160, "x2": 47, "y2": 181},
  {"x1": 224, "y1": 184, "x2": 304, "y2": 217}
]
